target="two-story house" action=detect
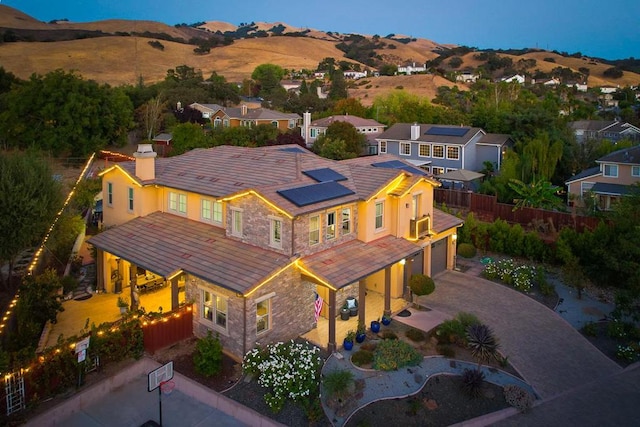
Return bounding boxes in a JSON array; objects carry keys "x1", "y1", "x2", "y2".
[
  {"x1": 569, "y1": 120, "x2": 640, "y2": 144},
  {"x1": 376, "y1": 123, "x2": 513, "y2": 175},
  {"x1": 189, "y1": 103, "x2": 301, "y2": 132},
  {"x1": 565, "y1": 145, "x2": 640, "y2": 210},
  {"x1": 88, "y1": 144, "x2": 462, "y2": 360},
  {"x1": 301, "y1": 112, "x2": 386, "y2": 154}
]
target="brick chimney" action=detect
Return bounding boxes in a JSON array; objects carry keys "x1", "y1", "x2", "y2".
[{"x1": 133, "y1": 143, "x2": 157, "y2": 181}]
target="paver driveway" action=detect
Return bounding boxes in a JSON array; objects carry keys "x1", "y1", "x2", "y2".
[{"x1": 416, "y1": 270, "x2": 621, "y2": 399}]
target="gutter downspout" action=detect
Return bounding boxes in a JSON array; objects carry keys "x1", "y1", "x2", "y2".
[{"x1": 242, "y1": 296, "x2": 247, "y2": 356}]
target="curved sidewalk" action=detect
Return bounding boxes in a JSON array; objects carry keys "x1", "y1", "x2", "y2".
[
  {"x1": 321, "y1": 351, "x2": 534, "y2": 427},
  {"x1": 419, "y1": 270, "x2": 621, "y2": 399}
]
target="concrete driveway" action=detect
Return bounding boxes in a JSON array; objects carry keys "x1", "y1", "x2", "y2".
[{"x1": 416, "y1": 270, "x2": 621, "y2": 399}]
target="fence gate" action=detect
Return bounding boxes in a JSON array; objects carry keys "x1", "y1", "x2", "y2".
[{"x1": 4, "y1": 370, "x2": 25, "y2": 416}]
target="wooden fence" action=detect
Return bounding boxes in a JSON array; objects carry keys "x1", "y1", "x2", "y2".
[
  {"x1": 434, "y1": 188, "x2": 601, "y2": 232},
  {"x1": 142, "y1": 305, "x2": 193, "y2": 354}
]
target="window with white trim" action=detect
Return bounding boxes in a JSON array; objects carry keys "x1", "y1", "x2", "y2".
[
  {"x1": 168, "y1": 192, "x2": 187, "y2": 214},
  {"x1": 326, "y1": 211, "x2": 336, "y2": 240},
  {"x1": 271, "y1": 120, "x2": 279, "y2": 128},
  {"x1": 309, "y1": 215, "x2": 320, "y2": 245},
  {"x1": 375, "y1": 201, "x2": 384, "y2": 230},
  {"x1": 201, "y1": 199, "x2": 212, "y2": 221},
  {"x1": 341, "y1": 208, "x2": 351, "y2": 235},
  {"x1": 446, "y1": 146, "x2": 460, "y2": 160},
  {"x1": 214, "y1": 117, "x2": 222, "y2": 128},
  {"x1": 270, "y1": 218, "x2": 282, "y2": 248},
  {"x1": 107, "y1": 182, "x2": 113, "y2": 206},
  {"x1": 127, "y1": 187, "x2": 134, "y2": 212},
  {"x1": 411, "y1": 194, "x2": 421, "y2": 220},
  {"x1": 603, "y1": 164, "x2": 618, "y2": 177},
  {"x1": 213, "y1": 201, "x2": 223, "y2": 224},
  {"x1": 201, "y1": 289, "x2": 227, "y2": 331},
  {"x1": 632, "y1": 166, "x2": 640, "y2": 177},
  {"x1": 256, "y1": 296, "x2": 272, "y2": 334},
  {"x1": 419, "y1": 144, "x2": 431, "y2": 157},
  {"x1": 379, "y1": 141, "x2": 387, "y2": 154},
  {"x1": 231, "y1": 208, "x2": 243, "y2": 236},
  {"x1": 432, "y1": 167, "x2": 444, "y2": 175},
  {"x1": 288, "y1": 119, "x2": 296, "y2": 129},
  {"x1": 400, "y1": 142, "x2": 411, "y2": 156},
  {"x1": 223, "y1": 118, "x2": 230, "y2": 127},
  {"x1": 310, "y1": 128, "x2": 318, "y2": 138},
  {"x1": 433, "y1": 145, "x2": 444, "y2": 158}
]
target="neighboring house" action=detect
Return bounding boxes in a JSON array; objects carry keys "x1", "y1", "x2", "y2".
[
  {"x1": 375, "y1": 123, "x2": 513, "y2": 174},
  {"x1": 569, "y1": 120, "x2": 640, "y2": 143},
  {"x1": 88, "y1": 144, "x2": 462, "y2": 360},
  {"x1": 566, "y1": 81, "x2": 588, "y2": 92},
  {"x1": 151, "y1": 133, "x2": 172, "y2": 157},
  {"x1": 565, "y1": 145, "x2": 640, "y2": 210},
  {"x1": 398, "y1": 62, "x2": 426, "y2": 75},
  {"x1": 456, "y1": 71, "x2": 480, "y2": 83},
  {"x1": 301, "y1": 113, "x2": 386, "y2": 154},
  {"x1": 599, "y1": 85, "x2": 618, "y2": 94},
  {"x1": 280, "y1": 80, "x2": 302, "y2": 93},
  {"x1": 343, "y1": 70, "x2": 367, "y2": 80},
  {"x1": 532, "y1": 77, "x2": 561, "y2": 86},
  {"x1": 501, "y1": 74, "x2": 525, "y2": 84},
  {"x1": 190, "y1": 103, "x2": 301, "y2": 132}
]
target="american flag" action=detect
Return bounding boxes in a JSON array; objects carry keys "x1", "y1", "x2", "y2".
[{"x1": 314, "y1": 295, "x2": 324, "y2": 322}]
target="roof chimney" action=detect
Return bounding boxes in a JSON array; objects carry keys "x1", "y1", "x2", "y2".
[
  {"x1": 302, "y1": 111, "x2": 312, "y2": 146},
  {"x1": 241, "y1": 104, "x2": 248, "y2": 116},
  {"x1": 411, "y1": 123, "x2": 421, "y2": 141},
  {"x1": 133, "y1": 143, "x2": 157, "y2": 181}
]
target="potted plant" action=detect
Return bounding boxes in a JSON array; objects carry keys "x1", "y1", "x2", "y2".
[
  {"x1": 382, "y1": 314, "x2": 392, "y2": 326},
  {"x1": 370, "y1": 318, "x2": 381, "y2": 333},
  {"x1": 117, "y1": 296, "x2": 129, "y2": 314},
  {"x1": 343, "y1": 330, "x2": 356, "y2": 351},
  {"x1": 356, "y1": 322, "x2": 366, "y2": 343}
]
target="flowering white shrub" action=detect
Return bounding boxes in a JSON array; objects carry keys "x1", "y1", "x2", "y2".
[
  {"x1": 482, "y1": 258, "x2": 534, "y2": 292},
  {"x1": 242, "y1": 340, "x2": 322, "y2": 413}
]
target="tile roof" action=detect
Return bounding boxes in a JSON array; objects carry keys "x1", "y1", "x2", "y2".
[
  {"x1": 299, "y1": 236, "x2": 421, "y2": 289},
  {"x1": 88, "y1": 212, "x2": 293, "y2": 294},
  {"x1": 431, "y1": 209, "x2": 464, "y2": 234},
  {"x1": 310, "y1": 115, "x2": 385, "y2": 128},
  {"x1": 376, "y1": 123, "x2": 484, "y2": 145},
  {"x1": 597, "y1": 145, "x2": 640, "y2": 165},
  {"x1": 116, "y1": 145, "x2": 434, "y2": 217},
  {"x1": 565, "y1": 166, "x2": 601, "y2": 183}
]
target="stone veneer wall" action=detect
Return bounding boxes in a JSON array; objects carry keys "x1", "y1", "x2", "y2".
[
  {"x1": 187, "y1": 267, "x2": 317, "y2": 361},
  {"x1": 225, "y1": 194, "x2": 292, "y2": 256},
  {"x1": 293, "y1": 204, "x2": 358, "y2": 257}
]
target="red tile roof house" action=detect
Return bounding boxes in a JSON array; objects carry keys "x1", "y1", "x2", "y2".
[
  {"x1": 565, "y1": 145, "x2": 640, "y2": 211},
  {"x1": 88, "y1": 144, "x2": 462, "y2": 360}
]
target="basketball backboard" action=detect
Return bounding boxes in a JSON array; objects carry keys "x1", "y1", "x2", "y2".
[{"x1": 148, "y1": 361, "x2": 173, "y2": 392}]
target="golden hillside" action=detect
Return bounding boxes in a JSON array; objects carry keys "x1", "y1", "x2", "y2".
[{"x1": 349, "y1": 75, "x2": 466, "y2": 107}]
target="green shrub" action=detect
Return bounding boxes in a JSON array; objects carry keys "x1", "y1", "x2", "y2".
[
  {"x1": 360, "y1": 342, "x2": 377, "y2": 352},
  {"x1": 351, "y1": 349, "x2": 374, "y2": 366},
  {"x1": 460, "y1": 368, "x2": 485, "y2": 397},
  {"x1": 437, "y1": 344, "x2": 456, "y2": 358},
  {"x1": 455, "y1": 312, "x2": 480, "y2": 328},
  {"x1": 405, "y1": 328, "x2": 426, "y2": 342},
  {"x1": 409, "y1": 274, "x2": 435, "y2": 296},
  {"x1": 581, "y1": 322, "x2": 598, "y2": 337},
  {"x1": 323, "y1": 369, "x2": 354, "y2": 398},
  {"x1": 381, "y1": 330, "x2": 398, "y2": 340},
  {"x1": 373, "y1": 339, "x2": 422, "y2": 371},
  {"x1": 436, "y1": 319, "x2": 466, "y2": 344},
  {"x1": 61, "y1": 275, "x2": 79, "y2": 294},
  {"x1": 193, "y1": 331, "x2": 223, "y2": 377},
  {"x1": 504, "y1": 384, "x2": 534, "y2": 412},
  {"x1": 457, "y1": 243, "x2": 477, "y2": 258}
]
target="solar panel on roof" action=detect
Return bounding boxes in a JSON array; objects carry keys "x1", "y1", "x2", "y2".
[
  {"x1": 279, "y1": 147, "x2": 306, "y2": 153},
  {"x1": 372, "y1": 160, "x2": 426, "y2": 176},
  {"x1": 425, "y1": 127, "x2": 469, "y2": 137},
  {"x1": 302, "y1": 168, "x2": 347, "y2": 182},
  {"x1": 277, "y1": 182, "x2": 355, "y2": 207}
]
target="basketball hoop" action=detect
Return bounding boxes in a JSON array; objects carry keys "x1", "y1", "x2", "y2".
[{"x1": 159, "y1": 380, "x2": 175, "y2": 395}]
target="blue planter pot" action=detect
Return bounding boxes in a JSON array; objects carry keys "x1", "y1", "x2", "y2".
[
  {"x1": 370, "y1": 321, "x2": 381, "y2": 333},
  {"x1": 382, "y1": 317, "x2": 391, "y2": 326},
  {"x1": 356, "y1": 333, "x2": 366, "y2": 343},
  {"x1": 343, "y1": 340, "x2": 354, "y2": 351}
]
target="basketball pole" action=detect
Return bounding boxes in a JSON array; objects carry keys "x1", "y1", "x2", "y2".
[{"x1": 158, "y1": 382, "x2": 163, "y2": 427}]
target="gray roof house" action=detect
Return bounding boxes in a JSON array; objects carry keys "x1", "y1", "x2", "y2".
[
  {"x1": 375, "y1": 123, "x2": 513, "y2": 175},
  {"x1": 301, "y1": 113, "x2": 386, "y2": 154},
  {"x1": 569, "y1": 120, "x2": 640, "y2": 143}
]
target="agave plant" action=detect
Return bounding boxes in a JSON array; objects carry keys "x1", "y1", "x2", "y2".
[{"x1": 466, "y1": 323, "x2": 499, "y2": 368}]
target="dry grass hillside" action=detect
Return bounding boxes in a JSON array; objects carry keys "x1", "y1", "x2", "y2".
[{"x1": 349, "y1": 74, "x2": 466, "y2": 106}]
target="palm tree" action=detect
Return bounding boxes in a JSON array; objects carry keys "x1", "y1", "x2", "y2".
[{"x1": 466, "y1": 323, "x2": 499, "y2": 369}]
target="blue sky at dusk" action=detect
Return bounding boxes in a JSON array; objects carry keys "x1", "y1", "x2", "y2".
[{"x1": 3, "y1": 0, "x2": 638, "y2": 60}]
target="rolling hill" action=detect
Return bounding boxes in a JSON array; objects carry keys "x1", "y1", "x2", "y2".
[{"x1": 0, "y1": 4, "x2": 638, "y2": 105}]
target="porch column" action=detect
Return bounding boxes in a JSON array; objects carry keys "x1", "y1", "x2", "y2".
[
  {"x1": 96, "y1": 249, "x2": 105, "y2": 292},
  {"x1": 358, "y1": 279, "x2": 366, "y2": 327},
  {"x1": 170, "y1": 277, "x2": 179, "y2": 310},
  {"x1": 129, "y1": 263, "x2": 138, "y2": 311},
  {"x1": 384, "y1": 266, "x2": 391, "y2": 318},
  {"x1": 327, "y1": 289, "x2": 337, "y2": 353},
  {"x1": 403, "y1": 257, "x2": 414, "y2": 301}
]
